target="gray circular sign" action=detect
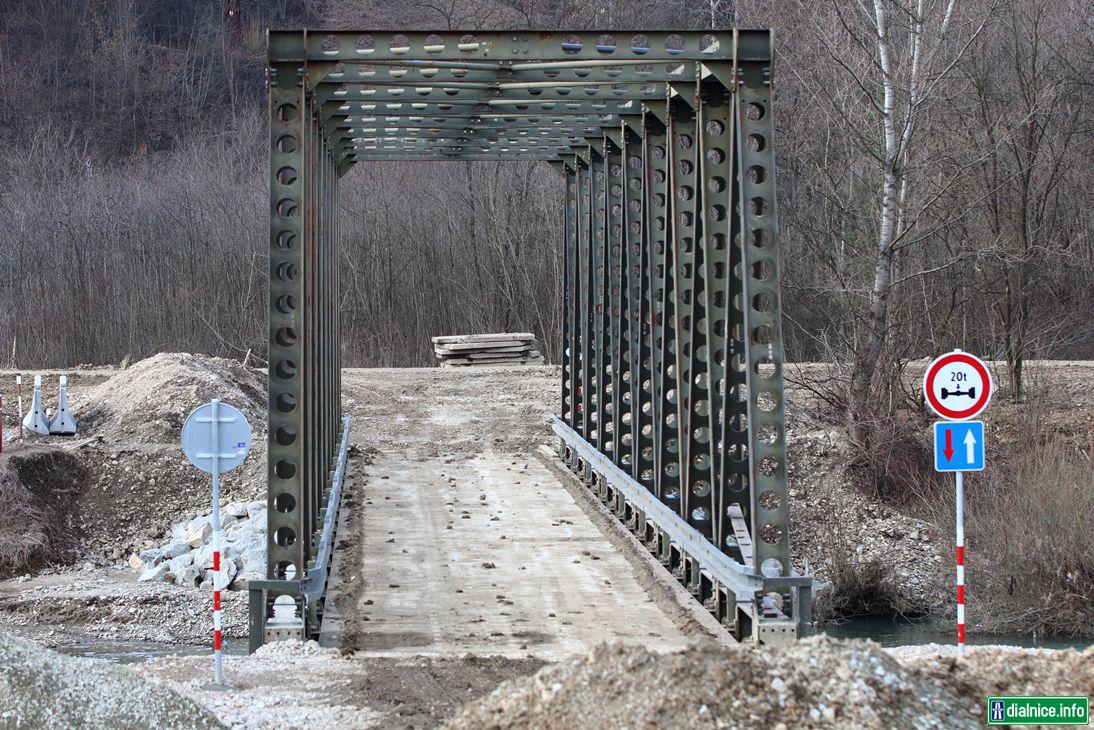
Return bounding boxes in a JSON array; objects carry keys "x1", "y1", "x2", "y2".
[{"x1": 181, "y1": 401, "x2": 252, "y2": 474}]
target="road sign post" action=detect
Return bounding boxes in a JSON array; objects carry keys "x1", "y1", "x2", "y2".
[
  {"x1": 182, "y1": 399, "x2": 251, "y2": 687},
  {"x1": 926, "y1": 350, "x2": 992, "y2": 652}
]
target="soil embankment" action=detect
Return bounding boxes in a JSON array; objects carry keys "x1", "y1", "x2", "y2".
[{"x1": 444, "y1": 637, "x2": 1094, "y2": 730}]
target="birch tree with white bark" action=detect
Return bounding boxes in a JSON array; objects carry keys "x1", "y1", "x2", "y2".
[{"x1": 795, "y1": 0, "x2": 993, "y2": 441}]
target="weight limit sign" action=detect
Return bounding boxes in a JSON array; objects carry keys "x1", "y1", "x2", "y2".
[{"x1": 923, "y1": 350, "x2": 993, "y2": 421}]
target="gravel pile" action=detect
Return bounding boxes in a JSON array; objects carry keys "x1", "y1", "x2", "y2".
[
  {"x1": 0, "y1": 631, "x2": 221, "y2": 728},
  {"x1": 135, "y1": 640, "x2": 383, "y2": 729},
  {"x1": 444, "y1": 636, "x2": 1094, "y2": 729},
  {"x1": 75, "y1": 352, "x2": 265, "y2": 444},
  {"x1": 909, "y1": 644, "x2": 1094, "y2": 701}
]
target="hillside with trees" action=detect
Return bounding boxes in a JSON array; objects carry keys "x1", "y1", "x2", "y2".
[{"x1": 1, "y1": 0, "x2": 1091, "y2": 387}]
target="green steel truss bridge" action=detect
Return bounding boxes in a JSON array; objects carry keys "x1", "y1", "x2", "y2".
[{"x1": 249, "y1": 29, "x2": 812, "y2": 650}]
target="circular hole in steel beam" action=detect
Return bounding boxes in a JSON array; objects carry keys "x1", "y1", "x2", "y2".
[
  {"x1": 275, "y1": 327, "x2": 298, "y2": 347},
  {"x1": 277, "y1": 166, "x2": 298, "y2": 185},
  {"x1": 277, "y1": 262, "x2": 298, "y2": 281},
  {"x1": 274, "y1": 493, "x2": 297, "y2": 514},
  {"x1": 275, "y1": 294, "x2": 297, "y2": 314},
  {"x1": 275, "y1": 459, "x2": 297, "y2": 479},
  {"x1": 275, "y1": 360, "x2": 298, "y2": 379}
]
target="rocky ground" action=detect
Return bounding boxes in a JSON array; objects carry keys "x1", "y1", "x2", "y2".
[
  {"x1": 0, "y1": 354, "x2": 267, "y2": 649},
  {"x1": 0, "y1": 353, "x2": 267, "y2": 571},
  {"x1": 0, "y1": 570, "x2": 248, "y2": 647}
]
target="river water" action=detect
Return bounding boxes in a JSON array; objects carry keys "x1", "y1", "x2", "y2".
[
  {"x1": 54, "y1": 620, "x2": 1089, "y2": 665},
  {"x1": 56, "y1": 641, "x2": 247, "y2": 665},
  {"x1": 818, "y1": 617, "x2": 1091, "y2": 651}
]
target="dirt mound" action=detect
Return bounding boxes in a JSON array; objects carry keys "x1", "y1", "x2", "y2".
[
  {"x1": 0, "y1": 631, "x2": 222, "y2": 728},
  {"x1": 444, "y1": 637, "x2": 1094, "y2": 730},
  {"x1": 76, "y1": 352, "x2": 265, "y2": 443},
  {"x1": 0, "y1": 447, "x2": 84, "y2": 577},
  {"x1": 909, "y1": 645, "x2": 1094, "y2": 701},
  {"x1": 58, "y1": 354, "x2": 269, "y2": 559}
]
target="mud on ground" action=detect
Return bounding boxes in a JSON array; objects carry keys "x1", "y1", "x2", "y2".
[{"x1": 136, "y1": 641, "x2": 544, "y2": 730}]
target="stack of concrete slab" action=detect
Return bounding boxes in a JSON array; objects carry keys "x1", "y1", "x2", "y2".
[{"x1": 433, "y1": 333, "x2": 544, "y2": 367}]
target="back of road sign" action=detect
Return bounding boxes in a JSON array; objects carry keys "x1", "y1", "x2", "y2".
[
  {"x1": 934, "y1": 421, "x2": 985, "y2": 472},
  {"x1": 181, "y1": 401, "x2": 251, "y2": 474}
]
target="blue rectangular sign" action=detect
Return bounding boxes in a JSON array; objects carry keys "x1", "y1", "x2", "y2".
[{"x1": 934, "y1": 421, "x2": 985, "y2": 472}]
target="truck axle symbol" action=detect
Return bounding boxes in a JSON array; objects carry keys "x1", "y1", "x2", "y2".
[{"x1": 941, "y1": 386, "x2": 976, "y2": 400}]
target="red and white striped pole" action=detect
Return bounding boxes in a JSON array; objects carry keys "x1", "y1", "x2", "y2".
[
  {"x1": 210, "y1": 399, "x2": 224, "y2": 685},
  {"x1": 955, "y1": 469, "x2": 965, "y2": 652}
]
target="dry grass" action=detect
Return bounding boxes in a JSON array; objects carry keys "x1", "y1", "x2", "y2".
[
  {"x1": 847, "y1": 411, "x2": 948, "y2": 508},
  {"x1": 0, "y1": 464, "x2": 55, "y2": 577},
  {"x1": 0, "y1": 449, "x2": 80, "y2": 577},
  {"x1": 964, "y1": 416, "x2": 1094, "y2": 637}
]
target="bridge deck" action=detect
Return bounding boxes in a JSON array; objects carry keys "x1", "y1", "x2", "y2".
[{"x1": 327, "y1": 366, "x2": 722, "y2": 658}]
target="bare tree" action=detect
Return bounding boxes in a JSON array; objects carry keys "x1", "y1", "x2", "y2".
[
  {"x1": 782, "y1": 0, "x2": 993, "y2": 439},
  {"x1": 956, "y1": 0, "x2": 1092, "y2": 400}
]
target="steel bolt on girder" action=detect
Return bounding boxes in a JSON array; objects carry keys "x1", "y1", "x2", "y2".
[{"x1": 259, "y1": 27, "x2": 811, "y2": 652}]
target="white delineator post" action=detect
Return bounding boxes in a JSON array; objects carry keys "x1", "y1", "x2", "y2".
[
  {"x1": 16, "y1": 376, "x2": 23, "y2": 440},
  {"x1": 955, "y1": 470, "x2": 965, "y2": 652},
  {"x1": 210, "y1": 399, "x2": 224, "y2": 685}
]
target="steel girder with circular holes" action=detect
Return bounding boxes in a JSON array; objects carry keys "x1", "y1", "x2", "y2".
[{"x1": 251, "y1": 28, "x2": 812, "y2": 651}]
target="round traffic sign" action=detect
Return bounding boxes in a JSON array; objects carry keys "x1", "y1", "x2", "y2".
[
  {"x1": 923, "y1": 350, "x2": 992, "y2": 420},
  {"x1": 181, "y1": 401, "x2": 252, "y2": 474}
]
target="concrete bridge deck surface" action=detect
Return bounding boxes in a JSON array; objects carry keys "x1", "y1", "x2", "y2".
[{"x1": 325, "y1": 366, "x2": 727, "y2": 659}]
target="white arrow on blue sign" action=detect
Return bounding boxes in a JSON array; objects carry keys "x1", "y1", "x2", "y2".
[{"x1": 934, "y1": 421, "x2": 985, "y2": 472}]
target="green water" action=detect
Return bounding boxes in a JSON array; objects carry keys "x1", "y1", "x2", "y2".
[
  {"x1": 818, "y1": 617, "x2": 1091, "y2": 651},
  {"x1": 55, "y1": 641, "x2": 247, "y2": 665},
  {"x1": 51, "y1": 621, "x2": 1090, "y2": 664}
]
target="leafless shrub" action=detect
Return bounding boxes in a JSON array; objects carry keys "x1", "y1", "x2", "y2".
[
  {"x1": 814, "y1": 524, "x2": 915, "y2": 623},
  {"x1": 848, "y1": 411, "x2": 947, "y2": 509}
]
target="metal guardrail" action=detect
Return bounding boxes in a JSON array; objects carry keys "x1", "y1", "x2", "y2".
[
  {"x1": 249, "y1": 415, "x2": 351, "y2": 651},
  {"x1": 555, "y1": 417, "x2": 812, "y2": 643},
  {"x1": 555, "y1": 417, "x2": 763, "y2": 598}
]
